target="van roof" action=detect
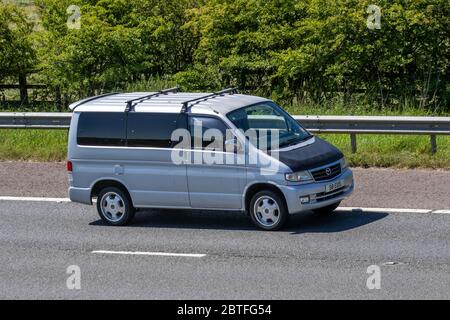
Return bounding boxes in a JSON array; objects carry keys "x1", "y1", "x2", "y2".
[{"x1": 69, "y1": 90, "x2": 270, "y2": 115}]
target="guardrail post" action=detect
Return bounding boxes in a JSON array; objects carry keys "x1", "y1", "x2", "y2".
[
  {"x1": 430, "y1": 135, "x2": 437, "y2": 154},
  {"x1": 350, "y1": 133, "x2": 357, "y2": 153}
]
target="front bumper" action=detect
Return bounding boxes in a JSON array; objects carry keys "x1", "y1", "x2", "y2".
[{"x1": 279, "y1": 168, "x2": 354, "y2": 214}]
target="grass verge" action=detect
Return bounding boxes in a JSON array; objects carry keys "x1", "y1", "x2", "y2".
[
  {"x1": 0, "y1": 129, "x2": 449, "y2": 169},
  {"x1": 320, "y1": 134, "x2": 450, "y2": 170},
  {"x1": 0, "y1": 129, "x2": 67, "y2": 162}
]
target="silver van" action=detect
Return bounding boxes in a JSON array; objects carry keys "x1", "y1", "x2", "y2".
[{"x1": 67, "y1": 88, "x2": 354, "y2": 231}]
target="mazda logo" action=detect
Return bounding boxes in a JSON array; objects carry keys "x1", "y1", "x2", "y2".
[{"x1": 325, "y1": 168, "x2": 332, "y2": 176}]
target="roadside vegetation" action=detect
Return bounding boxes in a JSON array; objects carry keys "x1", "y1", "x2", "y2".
[
  {"x1": 1, "y1": 0, "x2": 448, "y2": 110},
  {"x1": 0, "y1": 0, "x2": 449, "y2": 168}
]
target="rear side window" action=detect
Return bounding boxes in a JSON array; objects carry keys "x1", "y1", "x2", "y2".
[
  {"x1": 127, "y1": 113, "x2": 182, "y2": 148},
  {"x1": 77, "y1": 112, "x2": 126, "y2": 146}
]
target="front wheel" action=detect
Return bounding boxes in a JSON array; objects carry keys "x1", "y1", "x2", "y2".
[
  {"x1": 97, "y1": 187, "x2": 135, "y2": 226},
  {"x1": 313, "y1": 201, "x2": 341, "y2": 215},
  {"x1": 249, "y1": 190, "x2": 289, "y2": 231}
]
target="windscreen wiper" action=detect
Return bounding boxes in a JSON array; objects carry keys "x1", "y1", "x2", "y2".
[{"x1": 282, "y1": 135, "x2": 313, "y2": 148}]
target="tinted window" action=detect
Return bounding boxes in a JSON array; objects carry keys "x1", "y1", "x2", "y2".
[
  {"x1": 189, "y1": 116, "x2": 229, "y2": 150},
  {"x1": 127, "y1": 113, "x2": 182, "y2": 148},
  {"x1": 77, "y1": 112, "x2": 126, "y2": 146}
]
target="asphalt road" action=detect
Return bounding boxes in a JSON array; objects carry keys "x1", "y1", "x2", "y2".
[
  {"x1": 0, "y1": 162, "x2": 449, "y2": 300},
  {"x1": 0, "y1": 201, "x2": 449, "y2": 299}
]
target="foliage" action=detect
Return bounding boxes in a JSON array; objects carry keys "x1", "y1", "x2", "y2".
[
  {"x1": 33, "y1": 0, "x2": 199, "y2": 98},
  {"x1": 183, "y1": 0, "x2": 450, "y2": 108},
  {"x1": 0, "y1": 3, "x2": 36, "y2": 82},
  {"x1": 1, "y1": 0, "x2": 449, "y2": 111}
]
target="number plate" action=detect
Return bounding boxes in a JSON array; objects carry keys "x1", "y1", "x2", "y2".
[{"x1": 325, "y1": 180, "x2": 344, "y2": 193}]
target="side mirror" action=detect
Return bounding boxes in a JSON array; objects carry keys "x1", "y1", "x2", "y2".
[{"x1": 225, "y1": 138, "x2": 243, "y2": 153}]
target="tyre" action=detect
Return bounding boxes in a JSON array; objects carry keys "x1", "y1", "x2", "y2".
[
  {"x1": 313, "y1": 201, "x2": 341, "y2": 215},
  {"x1": 96, "y1": 187, "x2": 136, "y2": 226},
  {"x1": 249, "y1": 190, "x2": 288, "y2": 231}
]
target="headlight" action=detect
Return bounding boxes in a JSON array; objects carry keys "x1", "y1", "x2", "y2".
[
  {"x1": 285, "y1": 171, "x2": 313, "y2": 182},
  {"x1": 341, "y1": 157, "x2": 349, "y2": 170}
]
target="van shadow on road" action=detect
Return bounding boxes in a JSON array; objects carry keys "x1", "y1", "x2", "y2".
[{"x1": 90, "y1": 209, "x2": 388, "y2": 234}]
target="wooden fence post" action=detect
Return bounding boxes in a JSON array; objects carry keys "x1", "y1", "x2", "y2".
[
  {"x1": 55, "y1": 87, "x2": 62, "y2": 111},
  {"x1": 18, "y1": 74, "x2": 28, "y2": 104}
]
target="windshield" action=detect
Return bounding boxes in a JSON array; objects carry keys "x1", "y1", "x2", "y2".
[{"x1": 227, "y1": 102, "x2": 312, "y2": 150}]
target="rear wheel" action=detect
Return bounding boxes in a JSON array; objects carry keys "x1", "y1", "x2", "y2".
[
  {"x1": 313, "y1": 201, "x2": 341, "y2": 215},
  {"x1": 249, "y1": 190, "x2": 288, "y2": 231},
  {"x1": 96, "y1": 187, "x2": 135, "y2": 226}
]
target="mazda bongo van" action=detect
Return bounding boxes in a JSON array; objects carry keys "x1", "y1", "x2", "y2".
[{"x1": 67, "y1": 88, "x2": 354, "y2": 231}]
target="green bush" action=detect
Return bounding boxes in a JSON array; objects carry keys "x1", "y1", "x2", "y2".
[
  {"x1": 181, "y1": 0, "x2": 450, "y2": 109},
  {"x1": 1, "y1": 0, "x2": 449, "y2": 112},
  {"x1": 33, "y1": 0, "x2": 200, "y2": 99}
]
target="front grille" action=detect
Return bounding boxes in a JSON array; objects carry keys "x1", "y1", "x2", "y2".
[{"x1": 311, "y1": 163, "x2": 342, "y2": 182}]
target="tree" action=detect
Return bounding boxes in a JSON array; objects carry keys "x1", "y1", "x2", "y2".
[
  {"x1": 0, "y1": 3, "x2": 36, "y2": 103},
  {"x1": 35, "y1": 0, "x2": 145, "y2": 98},
  {"x1": 179, "y1": 0, "x2": 450, "y2": 108},
  {"x1": 35, "y1": 0, "x2": 200, "y2": 100}
]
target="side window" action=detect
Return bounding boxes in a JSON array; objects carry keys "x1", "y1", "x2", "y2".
[
  {"x1": 189, "y1": 116, "x2": 229, "y2": 151},
  {"x1": 77, "y1": 112, "x2": 126, "y2": 146},
  {"x1": 127, "y1": 113, "x2": 182, "y2": 148}
]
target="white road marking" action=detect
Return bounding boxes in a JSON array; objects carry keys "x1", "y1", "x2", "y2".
[
  {"x1": 431, "y1": 210, "x2": 450, "y2": 214},
  {"x1": 339, "y1": 207, "x2": 433, "y2": 214},
  {"x1": 0, "y1": 196, "x2": 449, "y2": 214},
  {"x1": 92, "y1": 250, "x2": 206, "y2": 258},
  {"x1": 0, "y1": 196, "x2": 71, "y2": 203}
]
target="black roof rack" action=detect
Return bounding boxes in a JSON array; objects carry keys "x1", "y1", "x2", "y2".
[
  {"x1": 125, "y1": 86, "x2": 180, "y2": 112},
  {"x1": 72, "y1": 92, "x2": 121, "y2": 110},
  {"x1": 181, "y1": 88, "x2": 238, "y2": 113}
]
